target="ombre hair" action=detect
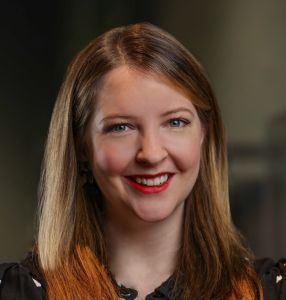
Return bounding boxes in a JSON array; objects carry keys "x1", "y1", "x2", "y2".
[{"x1": 37, "y1": 22, "x2": 260, "y2": 299}]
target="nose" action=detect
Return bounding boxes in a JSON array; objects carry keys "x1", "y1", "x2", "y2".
[{"x1": 135, "y1": 130, "x2": 168, "y2": 165}]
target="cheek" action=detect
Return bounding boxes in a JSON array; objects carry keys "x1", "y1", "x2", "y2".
[
  {"x1": 168, "y1": 136, "x2": 202, "y2": 172},
  {"x1": 89, "y1": 140, "x2": 135, "y2": 175}
]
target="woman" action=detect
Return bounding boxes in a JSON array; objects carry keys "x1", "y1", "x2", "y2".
[{"x1": 0, "y1": 22, "x2": 285, "y2": 300}]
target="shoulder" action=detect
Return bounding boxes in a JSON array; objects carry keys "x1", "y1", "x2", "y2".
[
  {"x1": 254, "y1": 257, "x2": 286, "y2": 299},
  {"x1": 0, "y1": 255, "x2": 45, "y2": 300}
]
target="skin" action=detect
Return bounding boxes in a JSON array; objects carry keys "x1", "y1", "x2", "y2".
[{"x1": 84, "y1": 66, "x2": 204, "y2": 298}]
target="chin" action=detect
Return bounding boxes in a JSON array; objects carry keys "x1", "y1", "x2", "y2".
[
  {"x1": 136, "y1": 213, "x2": 168, "y2": 223},
  {"x1": 133, "y1": 204, "x2": 182, "y2": 223}
]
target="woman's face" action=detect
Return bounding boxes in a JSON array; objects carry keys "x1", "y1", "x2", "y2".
[{"x1": 85, "y1": 66, "x2": 204, "y2": 224}]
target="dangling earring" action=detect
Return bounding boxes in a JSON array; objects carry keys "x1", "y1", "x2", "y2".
[{"x1": 78, "y1": 161, "x2": 101, "y2": 198}]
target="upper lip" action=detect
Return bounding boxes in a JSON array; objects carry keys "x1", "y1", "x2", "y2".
[{"x1": 125, "y1": 172, "x2": 175, "y2": 179}]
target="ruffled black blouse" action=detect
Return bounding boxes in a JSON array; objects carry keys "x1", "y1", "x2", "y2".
[{"x1": 0, "y1": 254, "x2": 285, "y2": 299}]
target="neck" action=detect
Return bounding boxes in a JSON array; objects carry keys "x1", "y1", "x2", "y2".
[{"x1": 103, "y1": 204, "x2": 184, "y2": 297}]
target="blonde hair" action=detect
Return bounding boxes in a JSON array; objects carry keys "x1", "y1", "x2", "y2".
[{"x1": 37, "y1": 22, "x2": 261, "y2": 299}]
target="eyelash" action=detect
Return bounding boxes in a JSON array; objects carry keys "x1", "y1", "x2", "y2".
[
  {"x1": 105, "y1": 122, "x2": 133, "y2": 133},
  {"x1": 105, "y1": 118, "x2": 190, "y2": 133},
  {"x1": 168, "y1": 118, "x2": 190, "y2": 128}
]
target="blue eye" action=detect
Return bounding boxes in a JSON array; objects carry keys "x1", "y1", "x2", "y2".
[
  {"x1": 105, "y1": 122, "x2": 134, "y2": 133},
  {"x1": 169, "y1": 118, "x2": 189, "y2": 127},
  {"x1": 111, "y1": 123, "x2": 129, "y2": 132}
]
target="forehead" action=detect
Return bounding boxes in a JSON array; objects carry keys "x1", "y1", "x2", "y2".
[{"x1": 95, "y1": 66, "x2": 197, "y2": 116}]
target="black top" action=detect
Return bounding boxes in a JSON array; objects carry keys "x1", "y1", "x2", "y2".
[{"x1": 0, "y1": 255, "x2": 285, "y2": 299}]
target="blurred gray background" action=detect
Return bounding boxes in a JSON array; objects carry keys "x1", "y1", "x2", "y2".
[{"x1": 0, "y1": 0, "x2": 285, "y2": 262}]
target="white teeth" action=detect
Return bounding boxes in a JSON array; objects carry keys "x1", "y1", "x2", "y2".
[
  {"x1": 135, "y1": 177, "x2": 142, "y2": 184},
  {"x1": 147, "y1": 179, "x2": 153, "y2": 186},
  {"x1": 154, "y1": 177, "x2": 160, "y2": 186},
  {"x1": 134, "y1": 174, "x2": 169, "y2": 186}
]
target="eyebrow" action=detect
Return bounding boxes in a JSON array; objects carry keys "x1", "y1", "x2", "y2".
[
  {"x1": 160, "y1": 107, "x2": 195, "y2": 117},
  {"x1": 100, "y1": 115, "x2": 135, "y2": 124},
  {"x1": 100, "y1": 107, "x2": 195, "y2": 123}
]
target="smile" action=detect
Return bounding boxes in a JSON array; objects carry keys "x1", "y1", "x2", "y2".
[
  {"x1": 134, "y1": 174, "x2": 168, "y2": 186},
  {"x1": 125, "y1": 173, "x2": 174, "y2": 194}
]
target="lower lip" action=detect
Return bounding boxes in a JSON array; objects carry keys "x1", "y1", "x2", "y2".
[{"x1": 125, "y1": 176, "x2": 173, "y2": 194}]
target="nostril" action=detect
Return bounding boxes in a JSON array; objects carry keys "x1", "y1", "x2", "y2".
[
  {"x1": 136, "y1": 137, "x2": 167, "y2": 164},
  {"x1": 135, "y1": 148, "x2": 168, "y2": 165}
]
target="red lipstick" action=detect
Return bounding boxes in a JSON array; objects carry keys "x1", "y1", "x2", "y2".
[{"x1": 125, "y1": 173, "x2": 174, "y2": 194}]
